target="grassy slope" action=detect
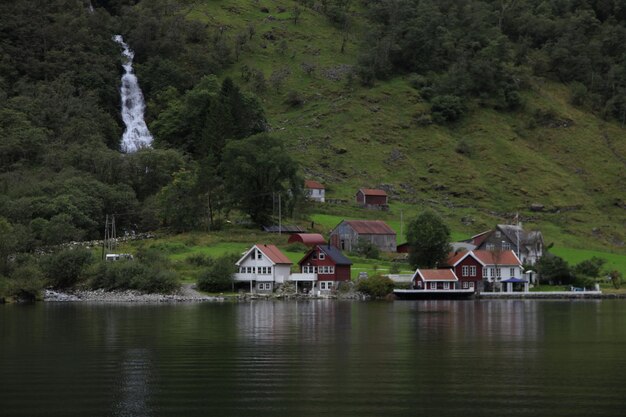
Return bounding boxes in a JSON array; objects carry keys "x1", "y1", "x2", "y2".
[{"x1": 179, "y1": 1, "x2": 625, "y2": 271}]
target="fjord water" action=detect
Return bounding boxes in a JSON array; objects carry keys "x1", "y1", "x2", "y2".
[{"x1": 2, "y1": 300, "x2": 626, "y2": 417}]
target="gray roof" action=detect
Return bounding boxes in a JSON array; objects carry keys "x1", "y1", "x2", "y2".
[
  {"x1": 319, "y1": 245, "x2": 353, "y2": 265},
  {"x1": 263, "y1": 225, "x2": 306, "y2": 233},
  {"x1": 496, "y1": 225, "x2": 544, "y2": 245}
]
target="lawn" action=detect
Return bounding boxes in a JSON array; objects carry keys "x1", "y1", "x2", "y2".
[{"x1": 550, "y1": 247, "x2": 626, "y2": 276}]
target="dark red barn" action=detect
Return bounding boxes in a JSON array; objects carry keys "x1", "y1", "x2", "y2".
[{"x1": 356, "y1": 188, "x2": 388, "y2": 206}]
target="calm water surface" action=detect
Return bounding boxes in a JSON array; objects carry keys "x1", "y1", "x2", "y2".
[{"x1": 1, "y1": 300, "x2": 626, "y2": 417}]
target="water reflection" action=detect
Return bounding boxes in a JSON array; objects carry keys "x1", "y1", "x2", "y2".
[
  {"x1": 115, "y1": 348, "x2": 152, "y2": 417},
  {"x1": 2, "y1": 301, "x2": 626, "y2": 417}
]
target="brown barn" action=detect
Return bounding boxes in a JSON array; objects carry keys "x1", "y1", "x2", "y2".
[{"x1": 356, "y1": 188, "x2": 388, "y2": 207}]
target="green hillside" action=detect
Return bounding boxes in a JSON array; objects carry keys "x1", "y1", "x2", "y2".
[{"x1": 179, "y1": 0, "x2": 625, "y2": 252}]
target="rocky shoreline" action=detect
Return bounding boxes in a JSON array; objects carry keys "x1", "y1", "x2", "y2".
[{"x1": 44, "y1": 287, "x2": 225, "y2": 303}]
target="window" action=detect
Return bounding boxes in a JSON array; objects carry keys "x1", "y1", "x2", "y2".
[
  {"x1": 319, "y1": 252, "x2": 326, "y2": 260},
  {"x1": 470, "y1": 266, "x2": 477, "y2": 276},
  {"x1": 490, "y1": 268, "x2": 495, "y2": 277},
  {"x1": 462, "y1": 266, "x2": 469, "y2": 277},
  {"x1": 482, "y1": 268, "x2": 488, "y2": 278},
  {"x1": 318, "y1": 266, "x2": 335, "y2": 275},
  {"x1": 510, "y1": 268, "x2": 515, "y2": 277},
  {"x1": 496, "y1": 268, "x2": 501, "y2": 278},
  {"x1": 429, "y1": 282, "x2": 437, "y2": 290},
  {"x1": 462, "y1": 281, "x2": 469, "y2": 289},
  {"x1": 303, "y1": 266, "x2": 317, "y2": 274},
  {"x1": 258, "y1": 283, "x2": 272, "y2": 291},
  {"x1": 320, "y1": 281, "x2": 333, "y2": 290},
  {"x1": 502, "y1": 242, "x2": 511, "y2": 250},
  {"x1": 443, "y1": 282, "x2": 450, "y2": 290},
  {"x1": 496, "y1": 231, "x2": 501, "y2": 238},
  {"x1": 469, "y1": 282, "x2": 474, "y2": 289},
  {"x1": 486, "y1": 243, "x2": 495, "y2": 251}
]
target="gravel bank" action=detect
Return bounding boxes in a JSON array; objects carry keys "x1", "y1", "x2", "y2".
[{"x1": 44, "y1": 285, "x2": 225, "y2": 303}]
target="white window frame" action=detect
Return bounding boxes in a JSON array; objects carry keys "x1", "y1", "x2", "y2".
[
  {"x1": 462, "y1": 266, "x2": 469, "y2": 277},
  {"x1": 510, "y1": 268, "x2": 515, "y2": 277},
  {"x1": 502, "y1": 242, "x2": 511, "y2": 250},
  {"x1": 496, "y1": 268, "x2": 502, "y2": 278},
  {"x1": 462, "y1": 281, "x2": 469, "y2": 289},
  {"x1": 443, "y1": 282, "x2": 450, "y2": 290},
  {"x1": 429, "y1": 282, "x2": 437, "y2": 290},
  {"x1": 319, "y1": 252, "x2": 326, "y2": 260},
  {"x1": 482, "y1": 268, "x2": 488, "y2": 278},
  {"x1": 470, "y1": 265, "x2": 476, "y2": 276}
]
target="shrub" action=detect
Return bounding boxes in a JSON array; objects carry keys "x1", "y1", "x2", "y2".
[
  {"x1": 572, "y1": 275, "x2": 595, "y2": 290},
  {"x1": 609, "y1": 270, "x2": 623, "y2": 289},
  {"x1": 197, "y1": 255, "x2": 237, "y2": 292},
  {"x1": 389, "y1": 262, "x2": 401, "y2": 274},
  {"x1": 41, "y1": 248, "x2": 94, "y2": 289},
  {"x1": 7, "y1": 262, "x2": 45, "y2": 301},
  {"x1": 455, "y1": 138, "x2": 472, "y2": 156},
  {"x1": 285, "y1": 91, "x2": 304, "y2": 107},
  {"x1": 430, "y1": 95, "x2": 466, "y2": 123},
  {"x1": 356, "y1": 274, "x2": 394, "y2": 298},
  {"x1": 353, "y1": 239, "x2": 380, "y2": 259},
  {"x1": 88, "y1": 259, "x2": 179, "y2": 294}
]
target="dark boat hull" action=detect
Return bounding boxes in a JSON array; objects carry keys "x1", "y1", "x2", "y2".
[{"x1": 393, "y1": 289, "x2": 475, "y2": 300}]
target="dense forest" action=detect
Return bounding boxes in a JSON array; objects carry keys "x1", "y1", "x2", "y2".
[{"x1": 1, "y1": 0, "x2": 626, "y2": 259}]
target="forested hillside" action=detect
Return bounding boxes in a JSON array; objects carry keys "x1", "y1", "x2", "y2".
[{"x1": 1, "y1": 0, "x2": 625, "y2": 258}]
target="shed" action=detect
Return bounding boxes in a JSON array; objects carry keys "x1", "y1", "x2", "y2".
[
  {"x1": 304, "y1": 180, "x2": 325, "y2": 203},
  {"x1": 287, "y1": 233, "x2": 326, "y2": 247},
  {"x1": 356, "y1": 188, "x2": 388, "y2": 207}
]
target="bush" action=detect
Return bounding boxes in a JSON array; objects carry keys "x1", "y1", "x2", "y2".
[
  {"x1": 7, "y1": 262, "x2": 45, "y2": 301},
  {"x1": 353, "y1": 239, "x2": 380, "y2": 259},
  {"x1": 285, "y1": 91, "x2": 304, "y2": 107},
  {"x1": 41, "y1": 248, "x2": 93, "y2": 288},
  {"x1": 357, "y1": 274, "x2": 394, "y2": 298},
  {"x1": 609, "y1": 270, "x2": 623, "y2": 289},
  {"x1": 389, "y1": 262, "x2": 401, "y2": 274},
  {"x1": 197, "y1": 255, "x2": 237, "y2": 292},
  {"x1": 430, "y1": 95, "x2": 466, "y2": 124},
  {"x1": 88, "y1": 259, "x2": 179, "y2": 294},
  {"x1": 572, "y1": 275, "x2": 595, "y2": 290}
]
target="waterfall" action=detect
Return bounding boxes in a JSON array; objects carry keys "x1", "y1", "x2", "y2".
[{"x1": 113, "y1": 35, "x2": 153, "y2": 153}]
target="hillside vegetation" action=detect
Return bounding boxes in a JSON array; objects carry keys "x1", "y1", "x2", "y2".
[{"x1": 0, "y1": 0, "x2": 625, "y2": 268}]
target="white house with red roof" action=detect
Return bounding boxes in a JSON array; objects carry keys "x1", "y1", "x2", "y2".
[
  {"x1": 471, "y1": 250, "x2": 523, "y2": 283},
  {"x1": 234, "y1": 244, "x2": 293, "y2": 293},
  {"x1": 304, "y1": 180, "x2": 325, "y2": 202}
]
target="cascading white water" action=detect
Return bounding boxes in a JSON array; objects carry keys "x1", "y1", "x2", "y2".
[{"x1": 113, "y1": 35, "x2": 153, "y2": 153}]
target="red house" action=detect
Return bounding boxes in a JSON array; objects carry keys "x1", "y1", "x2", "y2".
[
  {"x1": 356, "y1": 188, "x2": 388, "y2": 207},
  {"x1": 298, "y1": 245, "x2": 352, "y2": 292},
  {"x1": 412, "y1": 269, "x2": 459, "y2": 290},
  {"x1": 444, "y1": 251, "x2": 483, "y2": 291}
]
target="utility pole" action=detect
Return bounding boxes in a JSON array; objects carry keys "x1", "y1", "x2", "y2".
[
  {"x1": 278, "y1": 193, "x2": 282, "y2": 236},
  {"x1": 400, "y1": 209, "x2": 404, "y2": 241}
]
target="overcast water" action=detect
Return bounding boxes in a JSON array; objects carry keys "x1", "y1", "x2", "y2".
[{"x1": 1, "y1": 300, "x2": 625, "y2": 417}]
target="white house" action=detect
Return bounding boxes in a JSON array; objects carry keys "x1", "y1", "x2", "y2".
[
  {"x1": 234, "y1": 244, "x2": 293, "y2": 293},
  {"x1": 304, "y1": 180, "x2": 325, "y2": 203},
  {"x1": 472, "y1": 249, "x2": 524, "y2": 285}
]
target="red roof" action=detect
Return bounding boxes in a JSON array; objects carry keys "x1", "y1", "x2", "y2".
[
  {"x1": 416, "y1": 269, "x2": 458, "y2": 281},
  {"x1": 446, "y1": 251, "x2": 469, "y2": 266},
  {"x1": 470, "y1": 230, "x2": 491, "y2": 246},
  {"x1": 344, "y1": 220, "x2": 395, "y2": 235},
  {"x1": 359, "y1": 188, "x2": 387, "y2": 196},
  {"x1": 287, "y1": 233, "x2": 326, "y2": 246},
  {"x1": 257, "y1": 244, "x2": 293, "y2": 264},
  {"x1": 472, "y1": 250, "x2": 521, "y2": 266},
  {"x1": 304, "y1": 180, "x2": 324, "y2": 189}
]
